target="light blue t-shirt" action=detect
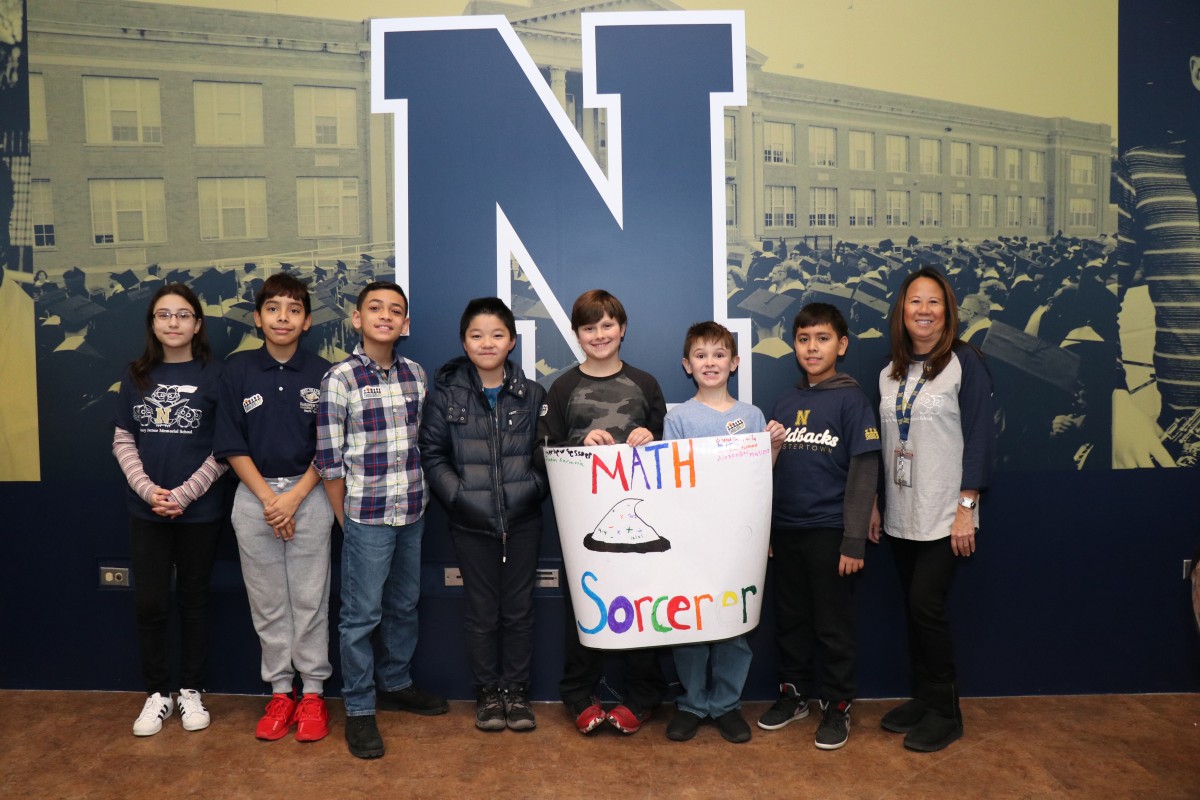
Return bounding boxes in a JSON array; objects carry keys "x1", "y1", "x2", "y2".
[{"x1": 664, "y1": 397, "x2": 766, "y2": 440}]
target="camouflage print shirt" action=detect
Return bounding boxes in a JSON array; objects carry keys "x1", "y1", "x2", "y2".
[{"x1": 537, "y1": 363, "x2": 666, "y2": 449}]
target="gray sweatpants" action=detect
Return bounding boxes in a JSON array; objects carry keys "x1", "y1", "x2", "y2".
[{"x1": 232, "y1": 476, "x2": 333, "y2": 695}]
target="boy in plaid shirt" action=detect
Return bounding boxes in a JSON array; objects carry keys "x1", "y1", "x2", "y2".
[{"x1": 315, "y1": 281, "x2": 447, "y2": 759}]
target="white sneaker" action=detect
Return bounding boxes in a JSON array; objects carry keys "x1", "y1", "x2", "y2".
[
  {"x1": 133, "y1": 693, "x2": 174, "y2": 736},
  {"x1": 178, "y1": 689, "x2": 211, "y2": 731}
]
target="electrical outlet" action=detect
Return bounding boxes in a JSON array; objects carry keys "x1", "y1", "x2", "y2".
[
  {"x1": 536, "y1": 568, "x2": 559, "y2": 589},
  {"x1": 100, "y1": 565, "x2": 131, "y2": 589},
  {"x1": 1184, "y1": 560, "x2": 1194, "y2": 580},
  {"x1": 443, "y1": 567, "x2": 463, "y2": 587}
]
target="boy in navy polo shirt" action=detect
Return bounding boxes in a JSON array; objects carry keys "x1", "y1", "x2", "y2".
[
  {"x1": 215, "y1": 273, "x2": 334, "y2": 742},
  {"x1": 758, "y1": 303, "x2": 881, "y2": 750},
  {"x1": 315, "y1": 281, "x2": 448, "y2": 760}
]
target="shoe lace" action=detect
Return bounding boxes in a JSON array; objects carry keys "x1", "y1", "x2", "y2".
[
  {"x1": 179, "y1": 691, "x2": 206, "y2": 715},
  {"x1": 138, "y1": 696, "x2": 166, "y2": 720},
  {"x1": 506, "y1": 689, "x2": 528, "y2": 709},
  {"x1": 265, "y1": 694, "x2": 295, "y2": 720},
  {"x1": 295, "y1": 696, "x2": 324, "y2": 721},
  {"x1": 481, "y1": 688, "x2": 504, "y2": 711}
]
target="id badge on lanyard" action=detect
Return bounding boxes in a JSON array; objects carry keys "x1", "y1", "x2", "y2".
[{"x1": 894, "y1": 371, "x2": 927, "y2": 488}]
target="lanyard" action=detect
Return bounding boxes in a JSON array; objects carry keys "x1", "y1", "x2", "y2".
[{"x1": 894, "y1": 370, "x2": 927, "y2": 445}]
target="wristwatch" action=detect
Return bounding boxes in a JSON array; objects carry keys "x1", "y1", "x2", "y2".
[{"x1": 958, "y1": 496, "x2": 977, "y2": 510}]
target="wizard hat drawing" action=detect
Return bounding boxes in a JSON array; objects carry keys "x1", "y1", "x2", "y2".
[{"x1": 583, "y1": 498, "x2": 671, "y2": 553}]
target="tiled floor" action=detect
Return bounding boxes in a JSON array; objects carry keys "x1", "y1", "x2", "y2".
[{"x1": 3, "y1": 691, "x2": 1198, "y2": 799}]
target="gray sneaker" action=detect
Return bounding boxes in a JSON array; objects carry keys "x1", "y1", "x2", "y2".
[
  {"x1": 475, "y1": 686, "x2": 506, "y2": 732},
  {"x1": 815, "y1": 699, "x2": 851, "y2": 750},
  {"x1": 757, "y1": 683, "x2": 810, "y2": 730}
]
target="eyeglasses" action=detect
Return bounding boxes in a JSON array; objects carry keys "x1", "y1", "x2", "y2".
[{"x1": 153, "y1": 310, "x2": 196, "y2": 322}]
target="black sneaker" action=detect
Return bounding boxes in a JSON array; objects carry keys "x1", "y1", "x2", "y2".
[
  {"x1": 345, "y1": 714, "x2": 385, "y2": 759},
  {"x1": 757, "y1": 683, "x2": 809, "y2": 730},
  {"x1": 475, "y1": 686, "x2": 506, "y2": 732},
  {"x1": 377, "y1": 685, "x2": 449, "y2": 716},
  {"x1": 504, "y1": 687, "x2": 537, "y2": 731},
  {"x1": 815, "y1": 700, "x2": 851, "y2": 750},
  {"x1": 666, "y1": 709, "x2": 704, "y2": 742},
  {"x1": 716, "y1": 709, "x2": 751, "y2": 744}
]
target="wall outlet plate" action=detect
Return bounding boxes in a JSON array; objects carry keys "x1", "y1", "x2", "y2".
[
  {"x1": 99, "y1": 565, "x2": 131, "y2": 589},
  {"x1": 536, "y1": 568, "x2": 559, "y2": 588},
  {"x1": 443, "y1": 567, "x2": 463, "y2": 587}
]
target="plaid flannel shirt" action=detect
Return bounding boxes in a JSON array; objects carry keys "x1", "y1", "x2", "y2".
[{"x1": 314, "y1": 343, "x2": 427, "y2": 525}]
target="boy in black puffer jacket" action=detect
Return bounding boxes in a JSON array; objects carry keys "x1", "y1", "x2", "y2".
[{"x1": 419, "y1": 297, "x2": 548, "y2": 731}]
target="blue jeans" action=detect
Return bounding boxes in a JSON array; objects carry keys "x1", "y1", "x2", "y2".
[
  {"x1": 339, "y1": 516, "x2": 425, "y2": 716},
  {"x1": 672, "y1": 635, "x2": 753, "y2": 718}
]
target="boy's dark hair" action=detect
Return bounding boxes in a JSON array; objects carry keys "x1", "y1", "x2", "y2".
[
  {"x1": 255, "y1": 272, "x2": 311, "y2": 314},
  {"x1": 682, "y1": 321, "x2": 737, "y2": 359},
  {"x1": 356, "y1": 280, "x2": 408, "y2": 311},
  {"x1": 459, "y1": 296, "x2": 517, "y2": 340},
  {"x1": 570, "y1": 289, "x2": 627, "y2": 331},
  {"x1": 792, "y1": 302, "x2": 848, "y2": 340}
]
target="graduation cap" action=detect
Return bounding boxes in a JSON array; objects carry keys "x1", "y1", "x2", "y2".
[
  {"x1": 314, "y1": 265, "x2": 328, "y2": 282},
  {"x1": 336, "y1": 259, "x2": 348, "y2": 273},
  {"x1": 807, "y1": 283, "x2": 855, "y2": 316},
  {"x1": 852, "y1": 278, "x2": 891, "y2": 316},
  {"x1": 165, "y1": 269, "x2": 193, "y2": 285},
  {"x1": 727, "y1": 249, "x2": 747, "y2": 269},
  {"x1": 737, "y1": 288, "x2": 801, "y2": 326},
  {"x1": 279, "y1": 262, "x2": 296, "y2": 273},
  {"x1": 191, "y1": 268, "x2": 238, "y2": 303},
  {"x1": 146, "y1": 264, "x2": 161, "y2": 276},
  {"x1": 309, "y1": 305, "x2": 343, "y2": 329},
  {"x1": 981, "y1": 321, "x2": 1079, "y2": 395},
  {"x1": 141, "y1": 278, "x2": 164, "y2": 292},
  {"x1": 47, "y1": 294, "x2": 105, "y2": 331},
  {"x1": 109, "y1": 270, "x2": 139, "y2": 290},
  {"x1": 878, "y1": 238, "x2": 894, "y2": 252}
]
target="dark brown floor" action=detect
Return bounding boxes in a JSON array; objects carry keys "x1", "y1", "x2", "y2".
[{"x1": 3, "y1": 691, "x2": 1199, "y2": 799}]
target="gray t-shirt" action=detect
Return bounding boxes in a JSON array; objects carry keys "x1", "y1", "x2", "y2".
[{"x1": 664, "y1": 397, "x2": 766, "y2": 440}]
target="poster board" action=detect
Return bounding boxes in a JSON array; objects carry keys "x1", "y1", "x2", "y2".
[{"x1": 545, "y1": 433, "x2": 773, "y2": 649}]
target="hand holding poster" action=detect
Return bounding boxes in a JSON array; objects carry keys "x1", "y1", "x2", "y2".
[{"x1": 545, "y1": 432, "x2": 773, "y2": 649}]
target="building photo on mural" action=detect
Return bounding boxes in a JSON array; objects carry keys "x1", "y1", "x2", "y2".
[{"x1": 2, "y1": 0, "x2": 1199, "y2": 793}]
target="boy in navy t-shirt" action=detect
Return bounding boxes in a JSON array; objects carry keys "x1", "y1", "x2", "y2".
[
  {"x1": 758, "y1": 303, "x2": 881, "y2": 750},
  {"x1": 214, "y1": 273, "x2": 334, "y2": 743}
]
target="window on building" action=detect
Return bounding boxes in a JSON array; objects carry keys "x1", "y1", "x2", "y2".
[
  {"x1": 950, "y1": 193, "x2": 969, "y2": 227},
  {"x1": 294, "y1": 86, "x2": 357, "y2": 148},
  {"x1": 1005, "y1": 148, "x2": 1021, "y2": 180},
  {"x1": 198, "y1": 178, "x2": 267, "y2": 241},
  {"x1": 979, "y1": 145, "x2": 997, "y2": 179},
  {"x1": 89, "y1": 178, "x2": 167, "y2": 244},
  {"x1": 30, "y1": 74, "x2": 47, "y2": 143},
  {"x1": 809, "y1": 187, "x2": 837, "y2": 227},
  {"x1": 980, "y1": 194, "x2": 997, "y2": 228},
  {"x1": 1070, "y1": 154, "x2": 1095, "y2": 185},
  {"x1": 886, "y1": 135, "x2": 909, "y2": 172},
  {"x1": 724, "y1": 115, "x2": 736, "y2": 161},
  {"x1": 195, "y1": 82, "x2": 264, "y2": 147},
  {"x1": 886, "y1": 190, "x2": 909, "y2": 227},
  {"x1": 808, "y1": 126, "x2": 837, "y2": 167},
  {"x1": 951, "y1": 142, "x2": 970, "y2": 177},
  {"x1": 919, "y1": 192, "x2": 941, "y2": 226},
  {"x1": 1029, "y1": 151, "x2": 1046, "y2": 183},
  {"x1": 1069, "y1": 197, "x2": 1096, "y2": 227},
  {"x1": 31, "y1": 180, "x2": 54, "y2": 248},
  {"x1": 297, "y1": 177, "x2": 359, "y2": 237},
  {"x1": 83, "y1": 77, "x2": 162, "y2": 145},
  {"x1": 1027, "y1": 196, "x2": 1046, "y2": 228},
  {"x1": 849, "y1": 130, "x2": 874, "y2": 171},
  {"x1": 1006, "y1": 196, "x2": 1022, "y2": 226},
  {"x1": 849, "y1": 189, "x2": 875, "y2": 226},
  {"x1": 919, "y1": 139, "x2": 941, "y2": 175},
  {"x1": 725, "y1": 182, "x2": 736, "y2": 227},
  {"x1": 763, "y1": 122, "x2": 794, "y2": 165},
  {"x1": 764, "y1": 185, "x2": 796, "y2": 228}
]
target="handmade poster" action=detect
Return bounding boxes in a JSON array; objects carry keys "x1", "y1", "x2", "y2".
[{"x1": 545, "y1": 432, "x2": 773, "y2": 649}]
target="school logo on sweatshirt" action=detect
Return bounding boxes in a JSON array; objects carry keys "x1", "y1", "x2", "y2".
[
  {"x1": 242, "y1": 393, "x2": 264, "y2": 413},
  {"x1": 134, "y1": 384, "x2": 203, "y2": 431}
]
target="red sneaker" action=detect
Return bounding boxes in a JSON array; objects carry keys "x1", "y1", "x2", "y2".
[
  {"x1": 255, "y1": 693, "x2": 297, "y2": 741},
  {"x1": 607, "y1": 704, "x2": 650, "y2": 734},
  {"x1": 295, "y1": 694, "x2": 330, "y2": 742},
  {"x1": 570, "y1": 696, "x2": 606, "y2": 735}
]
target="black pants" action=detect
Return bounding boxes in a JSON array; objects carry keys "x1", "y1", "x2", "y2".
[
  {"x1": 770, "y1": 526, "x2": 857, "y2": 701},
  {"x1": 558, "y1": 585, "x2": 666, "y2": 713},
  {"x1": 129, "y1": 516, "x2": 221, "y2": 695},
  {"x1": 889, "y1": 535, "x2": 959, "y2": 686},
  {"x1": 451, "y1": 519, "x2": 540, "y2": 691}
]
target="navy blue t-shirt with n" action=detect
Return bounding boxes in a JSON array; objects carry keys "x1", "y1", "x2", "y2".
[
  {"x1": 770, "y1": 374, "x2": 881, "y2": 529},
  {"x1": 114, "y1": 359, "x2": 224, "y2": 523},
  {"x1": 214, "y1": 345, "x2": 331, "y2": 478}
]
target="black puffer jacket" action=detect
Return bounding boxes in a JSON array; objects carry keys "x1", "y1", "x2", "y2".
[{"x1": 419, "y1": 356, "x2": 548, "y2": 539}]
